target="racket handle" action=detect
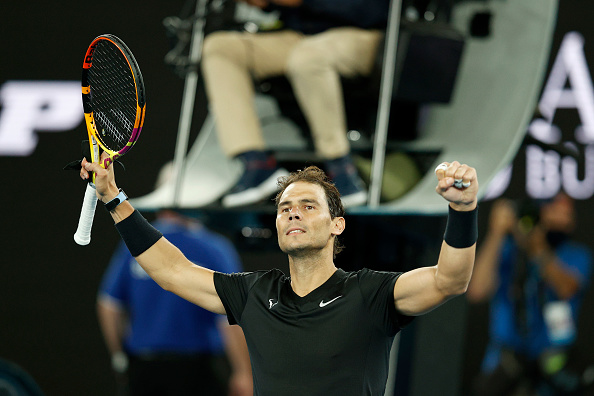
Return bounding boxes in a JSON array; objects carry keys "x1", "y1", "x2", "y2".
[{"x1": 74, "y1": 183, "x2": 98, "y2": 245}]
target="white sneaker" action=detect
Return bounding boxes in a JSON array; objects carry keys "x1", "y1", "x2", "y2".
[{"x1": 341, "y1": 189, "x2": 368, "y2": 208}]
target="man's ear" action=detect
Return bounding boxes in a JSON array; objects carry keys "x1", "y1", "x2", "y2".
[{"x1": 332, "y1": 217, "x2": 345, "y2": 236}]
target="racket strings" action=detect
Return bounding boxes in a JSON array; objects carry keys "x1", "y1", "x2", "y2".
[{"x1": 88, "y1": 41, "x2": 138, "y2": 151}]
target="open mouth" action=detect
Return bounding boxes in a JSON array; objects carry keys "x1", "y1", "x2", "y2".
[{"x1": 287, "y1": 228, "x2": 305, "y2": 235}]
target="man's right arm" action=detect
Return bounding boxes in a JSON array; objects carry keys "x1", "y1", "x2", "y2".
[{"x1": 81, "y1": 156, "x2": 226, "y2": 315}]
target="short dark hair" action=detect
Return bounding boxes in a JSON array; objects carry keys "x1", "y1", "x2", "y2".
[{"x1": 275, "y1": 166, "x2": 345, "y2": 257}]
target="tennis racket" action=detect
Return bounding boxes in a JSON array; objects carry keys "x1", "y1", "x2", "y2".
[{"x1": 74, "y1": 34, "x2": 146, "y2": 245}]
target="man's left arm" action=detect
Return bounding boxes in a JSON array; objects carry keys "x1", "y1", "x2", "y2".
[{"x1": 394, "y1": 161, "x2": 478, "y2": 316}]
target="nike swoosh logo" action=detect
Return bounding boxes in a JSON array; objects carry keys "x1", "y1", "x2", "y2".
[{"x1": 319, "y1": 295, "x2": 342, "y2": 307}]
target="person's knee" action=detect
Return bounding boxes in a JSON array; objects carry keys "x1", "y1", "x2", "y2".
[
  {"x1": 202, "y1": 31, "x2": 245, "y2": 61},
  {"x1": 286, "y1": 44, "x2": 330, "y2": 77}
]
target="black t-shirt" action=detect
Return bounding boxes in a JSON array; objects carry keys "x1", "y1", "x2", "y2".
[{"x1": 213, "y1": 268, "x2": 412, "y2": 396}]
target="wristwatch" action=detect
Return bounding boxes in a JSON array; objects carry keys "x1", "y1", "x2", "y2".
[{"x1": 104, "y1": 188, "x2": 128, "y2": 212}]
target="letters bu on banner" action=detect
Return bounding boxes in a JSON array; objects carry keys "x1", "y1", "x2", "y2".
[
  {"x1": 0, "y1": 81, "x2": 83, "y2": 156},
  {"x1": 484, "y1": 32, "x2": 594, "y2": 200}
]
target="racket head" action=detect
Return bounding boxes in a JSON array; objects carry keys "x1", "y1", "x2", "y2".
[{"x1": 82, "y1": 34, "x2": 146, "y2": 168}]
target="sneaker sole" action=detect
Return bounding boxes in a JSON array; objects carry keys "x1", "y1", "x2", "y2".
[{"x1": 222, "y1": 168, "x2": 290, "y2": 207}]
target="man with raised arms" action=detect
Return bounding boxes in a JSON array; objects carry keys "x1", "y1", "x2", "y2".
[{"x1": 80, "y1": 156, "x2": 478, "y2": 396}]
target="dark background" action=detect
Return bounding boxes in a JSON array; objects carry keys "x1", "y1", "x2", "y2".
[
  {"x1": 0, "y1": 2, "x2": 192, "y2": 394},
  {"x1": 2, "y1": 1, "x2": 594, "y2": 395}
]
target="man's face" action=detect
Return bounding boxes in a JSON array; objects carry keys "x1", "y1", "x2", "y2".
[
  {"x1": 275, "y1": 181, "x2": 344, "y2": 257},
  {"x1": 540, "y1": 193, "x2": 575, "y2": 233}
]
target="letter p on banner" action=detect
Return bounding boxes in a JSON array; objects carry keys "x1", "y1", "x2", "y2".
[{"x1": 0, "y1": 81, "x2": 83, "y2": 156}]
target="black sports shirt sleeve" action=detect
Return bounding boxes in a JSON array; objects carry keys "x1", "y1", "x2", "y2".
[
  {"x1": 213, "y1": 271, "x2": 268, "y2": 325},
  {"x1": 357, "y1": 269, "x2": 414, "y2": 335}
]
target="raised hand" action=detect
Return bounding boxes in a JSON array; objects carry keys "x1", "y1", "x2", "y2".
[
  {"x1": 434, "y1": 161, "x2": 478, "y2": 211},
  {"x1": 488, "y1": 199, "x2": 517, "y2": 236},
  {"x1": 80, "y1": 151, "x2": 120, "y2": 203}
]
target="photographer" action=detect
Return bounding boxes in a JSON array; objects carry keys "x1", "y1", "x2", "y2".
[{"x1": 467, "y1": 193, "x2": 592, "y2": 396}]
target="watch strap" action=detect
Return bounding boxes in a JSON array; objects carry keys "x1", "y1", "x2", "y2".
[{"x1": 104, "y1": 189, "x2": 128, "y2": 212}]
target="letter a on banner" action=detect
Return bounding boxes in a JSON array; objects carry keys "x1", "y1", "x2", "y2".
[{"x1": 532, "y1": 32, "x2": 594, "y2": 144}]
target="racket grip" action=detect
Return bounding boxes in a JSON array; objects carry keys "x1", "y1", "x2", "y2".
[{"x1": 74, "y1": 183, "x2": 98, "y2": 245}]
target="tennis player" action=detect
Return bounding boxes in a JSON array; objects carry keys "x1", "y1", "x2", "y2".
[{"x1": 81, "y1": 155, "x2": 478, "y2": 395}]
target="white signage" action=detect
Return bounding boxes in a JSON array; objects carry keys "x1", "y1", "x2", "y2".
[
  {"x1": 0, "y1": 81, "x2": 83, "y2": 156},
  {"x1": 485, "y1": 32, "x2": 594, "y2": 200}
]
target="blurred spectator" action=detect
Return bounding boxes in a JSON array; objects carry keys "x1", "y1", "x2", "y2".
[
  {"x1": 467, "y1": 193, "x2": 593, "y2": 396},
  {"x1": 97, "y1": 165, "x2": 252, "y2": 396},
  {"x1": 201, "y1": 0, "x2": 389, "y2": 208}
]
